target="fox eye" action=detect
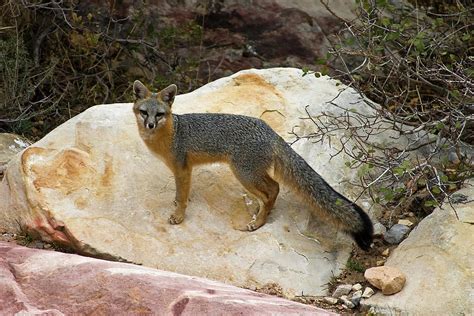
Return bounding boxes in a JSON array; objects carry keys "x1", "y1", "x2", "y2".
[
  {"x1": 155, "y1": 113, "x2": 164, "y2": 118},
  {"x1": 139, "y1": 109, "x2": 147, "y2": 116}
]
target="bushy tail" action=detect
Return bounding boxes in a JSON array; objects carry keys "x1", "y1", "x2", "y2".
[{"x1": 274, "y1": 141, "x2": 373, "y2": 250}]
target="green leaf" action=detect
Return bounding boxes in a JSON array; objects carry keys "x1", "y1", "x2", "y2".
[
  {"x1": 432, "y1": 186, "x2": 441, "y2": 194},
  {"x1": 451, "y1": 89, "x2": 460, "y2": 98},
  {"x1": 424, "y1": 200, "x2": 439, "y2": 207},
  {"x1": 315, "y1": 57, "x2": 327, "y2": 65},
  {"x1": 401, "y1": 160, "x2": 411, "y2": 169},
  {"x1": 380, "y1": 187, "x2": 394, "y2": 202},
  {"x1": 302, "y1": 66, "x2": 310, "y2": 76},
  {"x1": 393, "y1": 167, "x2": 405, "y2": 176},
  {"x1": 381, "y1": 17, "x2": 391, "y2": 27},
  {"x1": 413, "y1": 38, "x2": 425, "y2": 52},
  {"x1": 386, "y1": 32, "x2": 400, "y2": 41}
]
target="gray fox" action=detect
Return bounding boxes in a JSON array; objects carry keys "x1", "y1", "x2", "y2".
[{"x1": 132, "y1": 80, "x2": 373, "y2": 250}]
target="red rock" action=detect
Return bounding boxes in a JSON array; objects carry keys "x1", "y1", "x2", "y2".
[{"x1": 0, "y1": 242, "x2": 335, "y2": 315}]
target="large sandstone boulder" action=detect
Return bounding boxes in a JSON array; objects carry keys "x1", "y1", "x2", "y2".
[
  {"x1": 1, "y1": 68, "x2": 389, "y2": 296},
  {"x1": 0, "y1": 242, "x2": 334, "y2": 315},
  {"x1": 363, "y1": 181, "x2": 474, "y2": 315}
]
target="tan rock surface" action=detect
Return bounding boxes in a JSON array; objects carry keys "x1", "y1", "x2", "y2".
[
  {"x1": 364, "y1": 266, "x2": 406, "y2": 295},
  {"x1": 0, "y1": 68, "x2": 384, "y2": 296}
]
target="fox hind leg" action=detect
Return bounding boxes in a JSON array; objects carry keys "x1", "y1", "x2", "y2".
[{"x1": 232, "y1": 166, "x2": 279, "y2": 231}]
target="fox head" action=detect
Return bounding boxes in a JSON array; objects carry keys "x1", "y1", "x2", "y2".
[{"x1": 132, "y1": 80, "x2": 177, "y2": 132}]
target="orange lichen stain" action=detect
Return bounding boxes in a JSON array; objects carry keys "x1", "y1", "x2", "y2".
[
  {"x1": 30, "y1": 148, "x2": 96, "y2": 195},
  {"x1": 191, "y1": 73, "x2": 287, "y2": 134},
  {"x1": 233, "y1": 73, "x2": 284, "y2": 99},
  {"x1": 94, "y1": 153, "x2": 114, "y2": 199},
  {"x1": 74, "y1": 196, "x2": 88, "y2": 209},
  {"x1": 23, "y1": 146, "x2": 115, "y2": 200}
]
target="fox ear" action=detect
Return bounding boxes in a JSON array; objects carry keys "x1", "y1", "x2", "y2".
[
  {"x1": 160, "y1": 84, "x2": 177, "y2": 106},
  {"x1": 133, "y1": 80, "x2": 149, "y2": 100}
]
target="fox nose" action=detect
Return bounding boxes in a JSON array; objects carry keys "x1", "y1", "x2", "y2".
[{"x1": 147, "y1": 122, "x2": 155, "y2": 129}]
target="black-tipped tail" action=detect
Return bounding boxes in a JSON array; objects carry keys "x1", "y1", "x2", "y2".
[
  {"x1": 349, "y1": 203, "x2": 374, "y2": 251},
  {"x1": 274, "y1": 140, "x2": 374, "y2": 251}
]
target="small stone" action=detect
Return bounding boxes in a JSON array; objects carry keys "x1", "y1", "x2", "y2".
[
  {"x1": 408, "y1": 212, "x2": 415, "y2": 217},
  {"x1": 448, "y1": 151, "x2": 461, "y2": 164},
  {"x1": 384, "y1": 224, "x2": 410, "y2": 244},
  {"x1": 381, "y1": 248, "x2": 390, "y2": 257},
  {"x1": 398, "y1": 219, "x2": 414, "y2": 227},
  {"x1": 373, "y1": 222, "x2": 387, "y2": 236},
  {"x1": 362, "y1": 287, "x2": 375, "y2": 298},
  {"x1": 44, "y1": 244, "x2": 52, "y2": 249},
  {"x1": 323, "y1": 297, "x2": 338, "y2": 305},
  {"x1": 364, "y1": 266, "x2": 406, "y2": 295},
  {"x1": 332, "y1": 284, "x2": 352, "y2": 298},
  {"x1": 340, "y1": 297, "x2": 355, "y2": 309},
  {"x1": 376, "y1": 260, "x2": 385, "y2": 266},
  {"x1": 352, "y1": 283, "x2": 363, "y2": 291},
  {"x1": 351, "y1": 290, "x2": 362, "y2": 306}
]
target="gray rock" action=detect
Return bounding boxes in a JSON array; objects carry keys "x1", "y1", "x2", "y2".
[
  {"x1": 332, "y1": 284, "x2": 352, "y2": 298},
  {"x1": 351, "y1": 290, "x2": 363, "y2": 305},
  {"x1": 340, "y1": 296, "x2": 355, "y2": 309},
  {"x1": 373, "y1": 222, "x2": 387, "y2": 236},
  {"x1": 384, "y1": 224, "x2": 410, "y2": 244}
]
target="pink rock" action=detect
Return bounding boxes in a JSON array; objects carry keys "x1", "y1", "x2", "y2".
[
  {"x1": 0, "y1": 242, "x2": 335, "y2": 315},
  {"x1": 364, "y1": 266, "x2": 406, "y2": 295}
]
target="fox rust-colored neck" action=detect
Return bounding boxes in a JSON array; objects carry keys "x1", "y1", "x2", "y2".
[{"x1": 138, "y1": 114, "x2": 176, "y2": 169}]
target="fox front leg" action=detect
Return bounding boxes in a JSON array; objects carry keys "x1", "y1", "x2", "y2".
[{"x1": 168, "y1": 167, "x2": 191, "y2": 225}]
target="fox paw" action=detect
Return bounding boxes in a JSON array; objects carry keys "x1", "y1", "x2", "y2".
[
  {"x1": 236, "y1": 219, "x2": 263, "y2": 232},
  {"x1": 246, "y1": 221, "x2": 258, "y2": 231},
  {"x1": 168, "y1": 214, "x2": 184, "y2": 225}
]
